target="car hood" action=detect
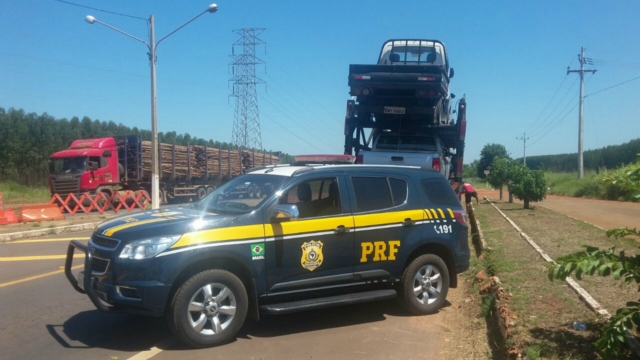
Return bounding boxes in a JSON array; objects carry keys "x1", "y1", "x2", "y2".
[{"x1": 93, "y1": 207, "x2": 236, "y2": 243}]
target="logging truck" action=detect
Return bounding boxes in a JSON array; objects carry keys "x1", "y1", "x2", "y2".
[{"x1": 48, "y1": 135, "x2": 279, "y2": 204}]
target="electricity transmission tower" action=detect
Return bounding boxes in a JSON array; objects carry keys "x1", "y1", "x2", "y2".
[
  {"x1": 567, "y1": 47, "x2": 597, "y2": 179},
  {"x1": 230, "y1": 28, "x2": 266, "y2": 150}
]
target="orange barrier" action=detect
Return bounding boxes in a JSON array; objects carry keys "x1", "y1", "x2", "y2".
[
  {"x1": 0, "y1": 192, "x2": 19, "y2": 225},
  {"x1": 19, "y1": 204, "x2": 65, "y2": 223},
  {"x1": 49, "y1": 190, "x2": 151, "y2": 215}
]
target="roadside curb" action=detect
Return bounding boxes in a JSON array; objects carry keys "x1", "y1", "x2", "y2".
[
  {"x1": 469, "y1": 203, "x2": 521, "y2": 358},
  {"x1": 0, "y1": 222, "x2": 100, "y2": 243}
]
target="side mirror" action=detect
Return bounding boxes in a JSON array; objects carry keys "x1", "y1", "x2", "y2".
[
  {"x1": 89, "y1": 161, "x2": 99, "y2": 170},
  {"x1": 449, "y1": 68, "x2": 455, "y2": 78},
  {"x1": 269, "y1": 204, "x2": 299, "y2": 222},
  {"x1": 451, "y1": 93, "x2": 456, "y2": 99}
]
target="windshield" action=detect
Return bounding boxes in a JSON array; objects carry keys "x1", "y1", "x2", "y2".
[
  {"x1": 194, "y1": 174, "x2": 288, "y2": 215},
  {"x1": 375, "y1": 134, "x2": 438, "y2": 152},
  {"x1": 50, "y1": 157, "x2": 87, "y2": 174}
]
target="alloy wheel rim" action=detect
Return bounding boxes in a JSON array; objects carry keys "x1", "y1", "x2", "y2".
[
  {"x1": 187, "y1": 283, "x2": 237, "y2": 335},
  {"x1": 413, "y1": 265, "x2": 442, "y2": 305}
]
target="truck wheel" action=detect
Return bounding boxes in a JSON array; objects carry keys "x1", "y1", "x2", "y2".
[
  {"x1": 253, "y1": 185, "x2": 262, "y2": 198},
  {"x1": 206, "y1": 186, "x2": 214, "y2": 195},
  {"x1": 247, "y1": 186, "x2": 255, "y2": 199},
  {"x1": 196, "y1": 187, "x2": 207, "y2": 201},
  {"x1": 400, "y1": 254, "x2": 449, "y2": 315},
  {"x1": 433, "y1": 101, "x2": 443, "y2": 125},
  {"x1": 168, "y1": 270, "x2": 248, "y2": 348}
]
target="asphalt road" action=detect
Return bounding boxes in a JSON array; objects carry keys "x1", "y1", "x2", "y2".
[{"x1": 0, "y1": 230, "x2": 459, "y2": 360}]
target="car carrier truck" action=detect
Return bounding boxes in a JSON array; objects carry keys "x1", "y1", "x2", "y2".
[{"x1": 48, "y1": 135, "x2": 279, "y2": 204}]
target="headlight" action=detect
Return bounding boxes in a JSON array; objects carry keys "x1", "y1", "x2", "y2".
[{"x1": 119, "y1": 236, "x2": 180, "y2": 260}]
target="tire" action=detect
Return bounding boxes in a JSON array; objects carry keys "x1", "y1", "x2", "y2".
[
  {"x1": 247, "y1": 186, "x2": 255, "y2": 199},
  {"x1": 400, "y1": 254, "x2": 450, "y2": 315},
  {"x1": 433, "y1": 101, "x2": 443, "y2": 125},
  {"x1": 168, "y1": 270, "x2": 248, "y2": 348},
  {"x1": 196, "y1": 187, "x2": 207, "y2": 200},
  {"x1": 253, "y1": 185, "x2": 262, "y2": 198},
  {"x1": 206, "y1": 186, "x2": 215, "y2": 195}
]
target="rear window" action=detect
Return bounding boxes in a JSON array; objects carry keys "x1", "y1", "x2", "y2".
[
  {"x1": 351, "y1": 177, "x2": 393, "y2": 212},
  {"x1": 421, "y1": 178, "x2": 461, "y2": 207},
  {"x1": 375, "y1": 134, "x2": 437, "y2": 152}
]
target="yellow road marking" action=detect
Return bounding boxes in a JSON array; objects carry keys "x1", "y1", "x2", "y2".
[
  {"x1": 0, "y1": 254, "x2": 84, "y2": 262},
  {"x1": 0, "y1": 264, "x2": 83, "y2": 288},
  {"x1": 8, "y1": 238, "x2": 89, "y2": 244}
]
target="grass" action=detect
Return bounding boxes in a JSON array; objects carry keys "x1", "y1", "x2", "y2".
[
  {"x1": 0, "y1": 181, "x2": 51, "y2": 206},
  {"x1": 545, "y1": 171, "x2": 599, "y2": 197}
]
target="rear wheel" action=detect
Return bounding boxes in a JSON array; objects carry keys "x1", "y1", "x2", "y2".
[
  {"x1": 247, "y1": 185, "x2": 255, "y2": 199},
  {"x1": 401, "y1": 254, "x2": 449, "y2": 315},
  {"x1": 196, "y1": 187, "x2": 207, "y2": 201},
  {"x1": 206, "y1": 186, "x2": 215, "y2": 195},
  {"x1": 168, "y1": 270, "x2": 248, "y2": 348},
  {"x1": 253, "y1": 185, "x2": 262, "y2": 198}
]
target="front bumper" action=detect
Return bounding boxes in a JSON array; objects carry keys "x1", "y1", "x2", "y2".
[{"x1": 64, "y1": 240, "x2": 171, "y2": 316}]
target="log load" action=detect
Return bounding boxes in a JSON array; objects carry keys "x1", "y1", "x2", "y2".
[{"x1": 140, "y1": 141, "x2": 279, "y2": 180}]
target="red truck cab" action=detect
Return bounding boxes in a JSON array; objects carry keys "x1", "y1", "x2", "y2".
[{"x1": 49, "y1": 137, "x2": 119, "y2": 196}]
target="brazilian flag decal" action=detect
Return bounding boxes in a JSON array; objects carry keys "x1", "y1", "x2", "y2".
[{"x1": 251, "y1": 243, "x2": 265, "y2": 260}]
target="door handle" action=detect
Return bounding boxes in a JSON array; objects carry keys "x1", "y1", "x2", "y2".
[
  {"x1": 335, "y1": 225, "x2": 346, "y2": 234},
  {"x1": 402, "y1": 218, "x2": 413, "y2": 227}
]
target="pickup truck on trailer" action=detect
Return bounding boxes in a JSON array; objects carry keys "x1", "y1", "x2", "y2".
[{"x1": 348, "y1": 39, "x2": 455, "y2": 126}]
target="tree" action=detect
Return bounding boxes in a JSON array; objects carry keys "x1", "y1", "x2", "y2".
[
  {"x1": 510, "y1": 168, "x2": 547, "y2": 209},
  {"x1": 549, "y1": 166, "x2": 640, "y2": 357},
  {"x1": 477, "y1": 143, "x2": 509, "y2": 178},
  {"x1": 487, "y1": 157, "x2": 511, "y2": 200},
  {"x1": 463, "y1": 160, "x2": 479, "y2": 179}
]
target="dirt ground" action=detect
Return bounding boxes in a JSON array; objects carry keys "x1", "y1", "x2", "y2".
[{"x1": 477, "y1": 189, "x2": 639, "y2": 231}]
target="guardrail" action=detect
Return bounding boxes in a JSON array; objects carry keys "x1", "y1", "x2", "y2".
[{"x1": 49, "y1": 190, "x2": 151, "y2": 215}]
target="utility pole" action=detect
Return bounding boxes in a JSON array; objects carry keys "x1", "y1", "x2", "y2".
[
  {"x1": 568, "y1": 47, "x2": 597, "y2": 179},
  {"x1": 516, "y1": 133, "x2": 529, "y2": 166}
]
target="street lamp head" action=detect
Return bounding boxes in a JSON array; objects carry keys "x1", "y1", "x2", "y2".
[
  {"x1": 207, "y1": 3, "x2": 218, "y2": 13},
  {"x1": 85, "y1": 15, "x2": 96, "y2": 24}
]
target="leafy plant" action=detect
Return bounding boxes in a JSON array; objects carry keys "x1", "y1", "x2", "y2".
[
  {"x1": 549, "y1": 172, "x2": 640, "y2": 357},
  {"x1": 510, "y1": 167, "x2": 547, "y2": 209}
]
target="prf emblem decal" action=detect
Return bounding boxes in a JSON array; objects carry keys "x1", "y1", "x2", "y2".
[
  {"x1": 251, "y1": 243, "x2": 265, "y2": 260},
  {"x1": 301, "y1": 240, "x2": 324, "y2": 271},
  {"x1": 123, "y1": 217, "x2": 139, "y2": 223}
]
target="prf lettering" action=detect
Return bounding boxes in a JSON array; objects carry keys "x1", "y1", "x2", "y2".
[{"x1": 360, "y1": 241, "x2": 400, "y2": 263}]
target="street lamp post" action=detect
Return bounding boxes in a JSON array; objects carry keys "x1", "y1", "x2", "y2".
[{"x1": 85, "y1": 4, "x2": 218, "y2": 209}]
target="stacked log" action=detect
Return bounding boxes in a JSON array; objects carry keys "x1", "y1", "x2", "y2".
[{"x1": 140, "y1": 141, "x2": 279, "y2": 180}]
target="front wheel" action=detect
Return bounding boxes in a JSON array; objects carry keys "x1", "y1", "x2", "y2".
[
  {"x1": 168, "y1": 270, "x2": 248, "y2": 348},
  {"x1": 401, "y1": 254, "x2": 450, "y2": 315}
]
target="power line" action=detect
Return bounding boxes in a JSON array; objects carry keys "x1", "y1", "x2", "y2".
[
  {"x1": 523, "y1": 56, "x2": 575, "y2": 134},
  {"x1": 260, "y1": 112, "x2": 325, "y2": 153},
  {"x1": 54, "y1": 0, "x2": 148, "y2": 21},
  {"x1": 585, "y1": 75, "x2": 640, "y2": 98},
  {"x1": 527, "y1": 101, "x2": 579, "y2": 148},
  {"x1": 265, "y1": 54, "x2": 343, "y2": 124},
  {"x1": 528, "y1": 77, "x2": 578, "y2": 138}
]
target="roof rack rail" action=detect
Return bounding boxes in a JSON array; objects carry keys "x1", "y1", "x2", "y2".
[
  {"x1": 246, "y1": 164, "x2": 289, "y2": 173},
  {"x1": 291, "y1": 166, "x2": 315, "y2": 176}
]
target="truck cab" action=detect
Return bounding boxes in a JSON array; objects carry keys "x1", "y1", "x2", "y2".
[{"x1": 49, "y1": 137, "x2": 119, "y2": 197}]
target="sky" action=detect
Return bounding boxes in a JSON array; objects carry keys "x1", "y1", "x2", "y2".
[{"x1": 1, "y1": 0, "x2": 639, "y2": 162}]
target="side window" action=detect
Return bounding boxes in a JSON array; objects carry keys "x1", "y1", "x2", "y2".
[
  {"x1": 280, "y1": 178, "x2": 341, "y2": 218},
  {"x1": 421, "y1": 178, "x2": 460, "y2": 206},
  {"x1": 100, "y1": 156, "x2": 109, "y2": 168},
  {"x1": 352, "y1": 177, "x2": 393, "y2": 212},
  {"x1": 389, "y1": 178, "x2": 408, "y2": 206}
]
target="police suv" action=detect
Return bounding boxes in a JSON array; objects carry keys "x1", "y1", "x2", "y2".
[{"x1": 65, "y1": 164, "x2": 470, "y2": 348}]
